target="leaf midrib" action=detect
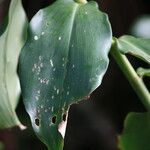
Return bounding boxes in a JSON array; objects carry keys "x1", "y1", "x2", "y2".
[{"x1": 59, "y1": 2, "x2": 80, "y2": 108}]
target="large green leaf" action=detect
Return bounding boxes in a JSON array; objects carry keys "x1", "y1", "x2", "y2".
[
  {"x1": 119, "y1": 112, "x2": 150, "y2": 150},
  {"x1": 0, "y1": 0, "x2": 27, "y2": 128},
  {"x1": 115, "y1": 35, "x2": 150, "y2": 64},
  {"x1": 19, "y1": 0, "x2": 112, "y2": 149}
]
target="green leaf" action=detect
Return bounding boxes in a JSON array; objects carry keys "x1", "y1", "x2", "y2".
[
  {"x1": 0, "y1": 141, "x2": 4, "y2": 150},
  {"x1": 0, "y1": 0, "x2": 27, "y2": 128},
  {"x1": 119, "y1": 112, "x2": 150, "y2": 150},
  {"x1": 19, "y1": 0, "x2": 112, "y2": 149},
  {"x1": 137, "y1": 67, "x2": 150, "y2": 78},
  {"x1": 115, "y1": 35, "x2": 150, "y2": 64}
]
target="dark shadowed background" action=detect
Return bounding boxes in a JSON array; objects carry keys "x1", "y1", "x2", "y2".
[{"x1": 0, "y1": 0, "x2": 150, "y2": 150}]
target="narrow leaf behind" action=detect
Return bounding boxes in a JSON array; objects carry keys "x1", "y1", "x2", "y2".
[
  {"x1": 116, "y1": 35, "x2": 150, "y2": 64},
  {"x1": 0, "y1": 0, "x2": 27, "y2": 128}
]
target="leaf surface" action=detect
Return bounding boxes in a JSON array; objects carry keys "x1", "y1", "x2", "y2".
[
  {"x1": 119, "y1": 112, "x2": 150, "y2": 150},
  {"x1": 19, "y1": 0, "x2": 112, "y2": 149},
  {"x1": 116, "y1": 35, "x2": 150, "y2": 64},
  {"x1": 0, "y1": 0, "x2": 27, "y2": 128}
]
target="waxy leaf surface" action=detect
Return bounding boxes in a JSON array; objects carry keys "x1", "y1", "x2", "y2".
[
  {"x1": 0, "y1": 0, "x2": 27, "y2": 128},
  {"x1": 19, "y1": 0, "x2": 112, "y2": 149},
  {"x1": 116, "y1": 35, "x2": 150, "y2": 64}
]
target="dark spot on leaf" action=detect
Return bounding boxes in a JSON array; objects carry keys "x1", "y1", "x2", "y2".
[
  {"x1": 51, "y1": 116, "x2": 57, "y2": 124},
  {"x1": 46, "y1": 22, "x2": 49, "y2": 26},
  {"x1": 35, "y1": 118, "x2": 40, "y2": 126},
  {"x1": 62, "y1": 114, "x2": 66, "y2": 121}
]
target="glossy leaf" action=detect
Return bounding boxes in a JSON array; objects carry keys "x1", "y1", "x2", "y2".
[
  {"x1": 119, "y1": 112, "x2": 150, "y2": 150},
  {"x1": 19, "y1": 0, "x2": 112, "y2": 149},
  {"x1": 137, "y1": 67, "x2": 150, "y2": 78},
  {"x1": 116, "y1": 35, "x2": 150, "y2": 64},
  {"x1": 0, "y1": 0, "x2": 27, "y2": 128}
]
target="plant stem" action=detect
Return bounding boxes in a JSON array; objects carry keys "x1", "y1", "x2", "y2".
[
  {"x1": 111, "y1": 44, "x2": 150, "y2": 111},
  {"x1": 75, "y1": 0, "x2": 87, "y2": 4}
]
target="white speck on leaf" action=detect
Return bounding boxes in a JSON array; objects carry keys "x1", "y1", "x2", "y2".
[
  {"x1": 54, "y1": 86, "x2": 56, "y2": 90},
  {"x1": 50, "y1": 59, "x2": 54, "y2": 67},
  {"x1": 57, "y1": 89, "x2": 59, "y2": 94},
  {"x1": 39, "y1": 56, "x2": 42, "y2": 60},
  {"x1": 46, "y1": 80, "x2": 49, "y2": 85},
  {"x1": 58, "y1": 36, "x2": 62, "y2": 40},
  {"x1": 35, "y1": 96, "x2": 39, "y2": 100},
  {"x1": 52, "y1": 107, "x2": 54, "y2": 112},
  {"x1": 40, "y1": 79, "x2": 43, "y2": 83},
  {"x1": 34, "y1": 35, "x2": 39, "y2": 40},
  {"x1": 40, "y1": 63, "x2": 43, "y2": 67},
  {"x1": 34, "y1": 64, "x2": 37, "y2": 68},
  {"x1": 37, "y1": 90, "x2": 40, "y2": 94}
]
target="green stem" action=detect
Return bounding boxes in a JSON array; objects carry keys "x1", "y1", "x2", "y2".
[
  {"x1": 110, "y1": 44, "x2": 150, "y2": 111},
  {"x1": 75, "y1": 0, "x2": 87, "y2": 4}
]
